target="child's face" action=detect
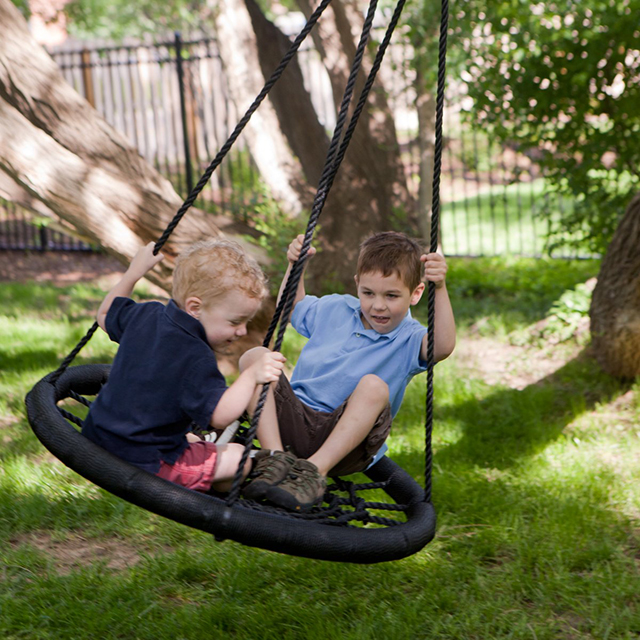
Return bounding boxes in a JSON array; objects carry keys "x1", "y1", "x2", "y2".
[
  {"x1": 355, "y1": 270, "x2": 424, "y2": 334},
  {"x1": 190, "y1": 290, "x2": 262, "y2": 350}
]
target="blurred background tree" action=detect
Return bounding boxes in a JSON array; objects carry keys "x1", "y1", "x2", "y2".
[{"x1": 452, "y1": 0, "x2": 640, "y2": 255}]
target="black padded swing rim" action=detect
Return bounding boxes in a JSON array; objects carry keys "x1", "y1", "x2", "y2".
[{"x1": 26, "y1": 364, "x2": 436, "y2": 564}]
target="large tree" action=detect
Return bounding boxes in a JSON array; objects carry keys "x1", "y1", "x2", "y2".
[
  {"x1": 590, "y1": 192, "x2": 640, "y2": 378},
  {"x1": 453, "y1": 0, "x2": 640, "y2": 254},
  {"x1": 60, "y1": 0, "x2": 416, "y2": 292},
  {"x1": 0, "y1": 0, "x2": 259, "y2": 293},
  {"x1": 211, "y1": 0, "x2": 417, "y2": 291}
]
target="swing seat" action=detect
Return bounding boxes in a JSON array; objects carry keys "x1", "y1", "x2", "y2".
[{"x1": 26, "y1": 364, "x2": 436, "y2": 564}]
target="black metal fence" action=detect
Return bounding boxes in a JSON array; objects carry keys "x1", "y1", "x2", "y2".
[
  {"x1": 0, "y1": 199, "x2": 92, "y2": 251},
  {"x1": 0, "y1": 32, "x2": 565, "y2": 256}
]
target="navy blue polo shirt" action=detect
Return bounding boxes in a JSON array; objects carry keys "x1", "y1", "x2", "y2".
[{"x1": 82, "y1": 297, "x2": 227, "y2": 473}]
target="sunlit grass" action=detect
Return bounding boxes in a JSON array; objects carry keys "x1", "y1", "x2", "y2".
[{"x1": 441, "y1": 179, "x2": 587, "y2": 258}]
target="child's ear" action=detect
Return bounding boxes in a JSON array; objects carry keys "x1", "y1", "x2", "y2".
[
  {"x1": 410, "y1": 282, "x2": 425, "y2": 306},
  {"x1": 184, "y1": 296, "x2": 202, "y2": 319}
]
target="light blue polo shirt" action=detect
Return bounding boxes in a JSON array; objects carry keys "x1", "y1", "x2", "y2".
[{"x1": 290, "y1": 294, "x2": 429, "y2": 418}]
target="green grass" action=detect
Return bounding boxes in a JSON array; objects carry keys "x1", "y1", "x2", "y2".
[
  {"x1": 1, "y1": 258, "x2": 639, "y2": 639},
  {"x1": 441, "y1": 179, "x2": 583, "y2": 258}
]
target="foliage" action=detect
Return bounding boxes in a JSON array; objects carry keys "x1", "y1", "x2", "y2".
[
  {"x1": 9, "y1": 0, "x2": 30, "y2": 18},
  {"x1": 63, "y1": 0, "x2": 212, "y2": 39},
  {"x1": 445, "y1": 255, "x2": 600, "y2": 333},
  {"x1": 246, "y1": 195, "x2": 307, "y2": 296},
  {"x1": 541, "y1": 279, "x2": 594, "y2": 344},
  {"x1": 453, "y1": 0, "x2": 640, "y2": 254}
]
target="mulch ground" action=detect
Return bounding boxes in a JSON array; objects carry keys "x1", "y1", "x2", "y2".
[{"x1": 0, "y1": 250, "x2": 125, "y2": 285}]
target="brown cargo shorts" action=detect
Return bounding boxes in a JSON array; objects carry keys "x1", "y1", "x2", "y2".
[{"x1": 273, "y1": 375, "x2": 392, "y2": 477}]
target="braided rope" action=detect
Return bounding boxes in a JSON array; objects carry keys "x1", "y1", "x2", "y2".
[
  {"x1": 47, "y1": 0, "x2": 333, "y2": 382},
  {"x1": 424, "y1": 0, "x2": 449, "y2": 503},
  {"x1": 226, "y1": 0, "x2": 413, "y2": 506},
  {"x1": 49, "y1": 322, "x2": 99, "y2": 384},
  {"x1": 47, "y1": 0, "x2": 433, "y2": 524}
]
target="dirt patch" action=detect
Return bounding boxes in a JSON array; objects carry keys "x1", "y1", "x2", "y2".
[
  {"x1": 453, "y1": 334, "x2": 580, "y2": 390},
  {"x1": 10, "y1": 531, "x2": 165, "y2": 575}
]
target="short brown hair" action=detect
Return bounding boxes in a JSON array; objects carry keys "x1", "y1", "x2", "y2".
[
  {"x1": 172, "y1": 238, "x2": 268, "y2": 308},
  {"x1": 356, "y1": 231, "x2": 423, "y2": 292}
]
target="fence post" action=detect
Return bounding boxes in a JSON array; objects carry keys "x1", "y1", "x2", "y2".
[
  {"x1": 39, "y1": 223, "x2": 48, "y2": 251},
  {"x1": 174, "y1": 31, "x2": 194, "y2": 195},
  {"x1": 81, "y1": 48, "x2": 96, "y2": 108}
]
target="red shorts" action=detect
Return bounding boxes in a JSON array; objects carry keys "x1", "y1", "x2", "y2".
[{"x1": 156, "y1": 441, "x2": 218, "y2": 492}]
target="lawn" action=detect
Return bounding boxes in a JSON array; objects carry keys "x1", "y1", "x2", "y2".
[
  {"x1": 0, "y1": 255, "x2": 638, "y2": 639},
  {"x1": 441, "y1": 179, "x2": 583, "y2": 258}
]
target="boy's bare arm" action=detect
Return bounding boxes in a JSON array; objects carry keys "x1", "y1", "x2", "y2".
[
  {"x1": 96, "y1": 242, "x2": 164, "y2": 331},
  {"x1": 276, "y1": 235, "x2": 316, "y2": 309},
  {"x1": 420, "y1": 253, "x2": 456, "y2": 363},
  {"x1": 210, "y1": 351, "x2": 285, "y2": 429}
]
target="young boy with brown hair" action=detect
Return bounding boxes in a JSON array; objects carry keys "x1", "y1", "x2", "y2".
[
  {"x1": 240, "y1": 231, "x2": 456, "y2": 511},
  {"x1": 82, "y1": 239, "x2": 285, "y2": 493}
]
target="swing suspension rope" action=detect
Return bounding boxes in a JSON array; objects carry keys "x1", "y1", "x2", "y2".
[{"x1": 48, "y1": 0, "x2": 449, "y2": 515}]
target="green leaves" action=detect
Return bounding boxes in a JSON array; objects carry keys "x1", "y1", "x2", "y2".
[{"x1": 452, "y1": 0, "x2": 640, "y2": 254}]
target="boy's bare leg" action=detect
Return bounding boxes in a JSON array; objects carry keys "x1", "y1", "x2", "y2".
[
  {"x1": 239, "y1": 347, "x2": 284, "y2": 451},
  {"x1": 308, "y1": 374, "x2": 389, "y2": 477}
]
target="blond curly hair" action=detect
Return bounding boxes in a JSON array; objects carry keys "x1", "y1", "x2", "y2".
[{"x1": 172, "y1": 239, "x2": 268, "y2": 309}]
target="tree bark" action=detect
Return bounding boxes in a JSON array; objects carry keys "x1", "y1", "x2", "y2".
[
  {"x1": 211, "y1": 0, "x2": 309, "y2": 215},
  {"x1": 589, "y1": 192, "x2": 640, "y2": 378},
  {"x1": 293, "y1": 0, "x2": 416, "y2": 292},
  {"x1": 416, "y1": 71, "x2": 436, "y2": 244},
  {"x1": 0, "y1": 0, "x2": 259, "y2": 293}
]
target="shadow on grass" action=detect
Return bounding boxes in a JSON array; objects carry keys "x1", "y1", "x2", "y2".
[
  {"x1": 431, "y1": 349, "x2": 628, "y2": 471},
  {"x1": 0, "y1": 349, "x2": 64, "y2": 375},
  {"x1": 389, "y1": 348, "x2": 630, "y2": 497}
]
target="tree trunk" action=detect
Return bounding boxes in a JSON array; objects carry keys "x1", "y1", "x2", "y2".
[
  {"x1": 281, "y1": 0, "x2": 416, "y2": 292},
  {"x1": 590, "y1": 192, "x2": 640, "y2": 378},
  {"x1": 415, "y1": 69, "x2": 436, "y2": 244},
  {"x1": 211, "y1": 0, "x2": 309, "y2": 215},
  {"x1": 221, "y1": 0, "x2": 416, "y2": 292},
  {"x1": 0, "y1": 0, "x2": 258, "y2": 293},
  {"x1": 244, "y1": 0, "x2": 329, "y2": 189}
]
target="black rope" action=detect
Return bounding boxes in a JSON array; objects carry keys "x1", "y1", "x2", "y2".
[
  {"x1": 47, "y1": 0, "x2": 333, "y2": 382},
  {"x1": 226, "y1": 0, "x2": 413, "y2": 507},
  {"x1": 424, "y1": 0, "x2": 449, "y2": 503},
  {"x1": 49, "y1": 322, "x2": 99, "y2": 384},
  {"x1": 262, "y1": 0, "x2": 409, "y2": 350},
  {"x1": 57, "y1": 407, "x2": 85, "y2": 429},
  {"x1": 46, "y1": 0, "x2": 431, "y2": 524}
]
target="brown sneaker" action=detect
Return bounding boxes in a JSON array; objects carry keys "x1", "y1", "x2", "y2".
[
  {"x1": 265, "y1": 459, "x2": 326, "y2": 512},
  {"x1": 242, "y1": 449, "x2": 296, "y2": 501}
]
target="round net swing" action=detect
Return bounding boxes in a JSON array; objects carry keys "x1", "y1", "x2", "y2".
[{"x1": 25, "y1": 0, "x2": 450, "y2": 564}]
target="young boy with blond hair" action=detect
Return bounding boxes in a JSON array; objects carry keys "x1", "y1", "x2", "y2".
[
  {"x1": 82, "y1": 239, "x2": 285, "y2": 493},
  {"x1": 240, "y1": 231, "x2": 456, "y2": 511}
]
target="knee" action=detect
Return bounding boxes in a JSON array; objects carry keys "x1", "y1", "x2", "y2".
[
  {"x1": 239, "y1": 346, "x2": 269, "y2": 372},
  {"x1": 357, "y1": 374, "x2": 389, "y2": 403}
]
